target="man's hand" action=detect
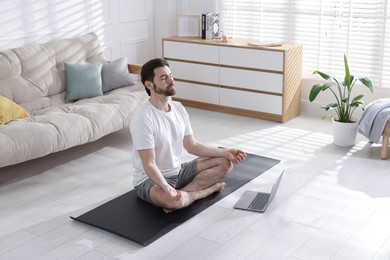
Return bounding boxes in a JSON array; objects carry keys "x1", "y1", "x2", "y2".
[
  {"x1": 163, "y1": 184, "x2": 181, "y2": 201},
  {"x1": 225, "y1": 148, "x2": 247, "y2": 164}
]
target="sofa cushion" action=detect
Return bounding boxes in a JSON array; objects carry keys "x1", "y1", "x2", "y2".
[
  {"x1": 65, "y1": 63, "x2": 103, "y2": 101},
  {"x1": 0, "y1": 96, "x2": 30, "y2": 125},
  {"x1": 102, "y1": 57, "x2": 135, "y2": 93}
]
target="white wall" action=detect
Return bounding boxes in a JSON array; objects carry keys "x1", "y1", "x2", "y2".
[
  {"x1": 102, "y1": 0, "x2": 154, "y2": 64},
  {"x1": 152, "y1": 0, "x2": 216, "y2": 57},
  {"x1": 153, "y1": 0, "x2": 177, "y2": 58},
  {"x1": 0, "y1": 0, "x2": 154, "y2": 65}
]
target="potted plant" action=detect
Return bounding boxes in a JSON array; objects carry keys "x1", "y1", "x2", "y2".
[{"x1": 309, "y1": 54, "x2": 373, "y2": 146}]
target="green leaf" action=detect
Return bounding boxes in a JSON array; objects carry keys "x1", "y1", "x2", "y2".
[
  {"x1": 313, "y1": 71, "x2": 331, "y2": 80},
  {"x1": 321, "y1": 103, "x2": 338, "y2": 111},
  {"x1": 351, "y1": 94, "x2": 365, "y2": 103},
  {"x1": 359, "y1": 77, "x2": 373, "y2": 92},
  {"x1": 320, "y1": 114, "x2": 332, "y2": 120},
  {"x1": 343, "y1": 75, "x2": 354, "y2": 88},
  {"x1": 350, "y1": 100, "x2": 364, "y2": 108},
  {"x1": 344, "y1": 54, "x2": 352, "y2": 90},
  {"x1": 309, "y1": 84, "x2": 329, "y2": 102}
]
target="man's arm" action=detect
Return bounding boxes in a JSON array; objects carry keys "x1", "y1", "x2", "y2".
[
  {"x1": 183, "y1": 134, "x2": 246, "y2": 164},
  {"x1": 138, "y1": 148, "x2": 179, "y2": 199}
]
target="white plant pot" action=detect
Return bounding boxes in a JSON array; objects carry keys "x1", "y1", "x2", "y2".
[{"x1": 332, "y1": 117, "x2": 358, "y2": 146}]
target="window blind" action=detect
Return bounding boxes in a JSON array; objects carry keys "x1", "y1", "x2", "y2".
[{"x1": 218, "y1": 0, "x2": 390, "y2": 89}]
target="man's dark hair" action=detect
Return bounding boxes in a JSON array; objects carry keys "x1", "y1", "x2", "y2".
[{"x1": 141, "y1": 58, "x2": 170, "y2": 96}]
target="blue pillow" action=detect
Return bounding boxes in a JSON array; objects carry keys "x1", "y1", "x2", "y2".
[
  {"x1": 65, "y1": 63, "x2": 103, "y2": 101},
  {"x1": 101, "y1": 57, "x2": 135, "y2": 92}
]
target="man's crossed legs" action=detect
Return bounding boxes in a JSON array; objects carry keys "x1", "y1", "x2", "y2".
[{"x1": 135, "y1": 157, "x2": 233, "y2": 213}]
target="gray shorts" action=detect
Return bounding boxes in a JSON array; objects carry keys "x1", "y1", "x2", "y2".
[{"x1": 134, "y1": 159, "x2": 198, "y2": 205}]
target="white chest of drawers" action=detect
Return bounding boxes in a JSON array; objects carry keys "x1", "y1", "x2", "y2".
[{"x1": 162, "y1": 37, "x2": 302, "y2": 123}]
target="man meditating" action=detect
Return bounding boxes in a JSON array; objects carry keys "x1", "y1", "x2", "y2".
[{"x1": 130, "y1": 58, "x2": 246, "y2": 213}]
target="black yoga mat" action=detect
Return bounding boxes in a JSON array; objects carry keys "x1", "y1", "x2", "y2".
[{"x1": 71, "y1": 153, "x2": 280, "y2": 246}]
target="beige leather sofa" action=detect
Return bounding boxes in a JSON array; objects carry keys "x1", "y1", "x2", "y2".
[{"x1": 0, "y1": 33, "x2": 148, "y2": 168}]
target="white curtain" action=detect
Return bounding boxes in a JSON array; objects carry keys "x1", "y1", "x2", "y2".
[{"x1": 218, "y1": 0, "x2": 390, "y2": 88}]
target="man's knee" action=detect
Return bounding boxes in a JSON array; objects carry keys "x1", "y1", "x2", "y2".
[
  {"x1": 218, "y1": 157, "x2": 233, "y2": 176},
  {"x1": 168, "y1": 196, "x2": 187, "y2": 210},
  {"x1": 150, "y1": 185, "x2": 186, "y2": 210}
]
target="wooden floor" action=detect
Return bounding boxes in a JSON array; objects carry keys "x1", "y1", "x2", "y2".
[{"x1": 1, "y1": 107, "x2": 390, "y2": 260}]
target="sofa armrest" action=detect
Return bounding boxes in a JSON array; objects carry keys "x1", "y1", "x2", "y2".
[{"x1": 128, "y1": 64, "x2": 142, "y2": 75}]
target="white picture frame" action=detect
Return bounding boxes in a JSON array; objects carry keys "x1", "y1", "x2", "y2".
[{"x1": 177, "y1": 15, "x2": 200, "y2": 37}]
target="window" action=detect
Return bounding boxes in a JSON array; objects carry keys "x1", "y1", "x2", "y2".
[{"x1": 218, "y1": 0, "x2": 390, "y2": 88}]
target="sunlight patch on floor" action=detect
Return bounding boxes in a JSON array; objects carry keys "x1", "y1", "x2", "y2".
[{"x1": 213, "y1": 125, "x2": 333, "y2": 165}]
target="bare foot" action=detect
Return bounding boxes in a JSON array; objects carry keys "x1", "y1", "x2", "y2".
[
  {"x1": 163, "y1": 208, "x2": 174, "y2": 214},
  {"x1": 215, "y1": 182, "x2": 226, "y2": 191},
  {"x1": 162, "y1": 182, "x2": 226, "y2": 214}
]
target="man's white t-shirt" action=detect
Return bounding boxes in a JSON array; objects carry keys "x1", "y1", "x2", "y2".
[{"x1": 130, "y1": 99, "x2": 193, "y2": 186}]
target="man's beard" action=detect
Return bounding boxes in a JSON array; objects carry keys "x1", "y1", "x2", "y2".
[{"x1": 153, "y1": 83, "x2": 176, "y2": 96}]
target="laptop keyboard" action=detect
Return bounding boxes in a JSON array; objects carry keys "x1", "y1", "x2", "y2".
[{"x1": 249, "y1": 193, "x2": 270, "y2": 210}]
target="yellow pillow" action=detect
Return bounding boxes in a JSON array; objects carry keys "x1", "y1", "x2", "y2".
[{"x1": 0, "y1": 96, "x2": 30, "y2": 125}]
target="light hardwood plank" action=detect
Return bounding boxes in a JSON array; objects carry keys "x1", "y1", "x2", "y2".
[
  {"x1": 161, "y1": 237, "x2": 221, "y2": 260},
  {"x1": 0, "y1": 222, "x2": 90, "y2": 259},
  {"x1": 248, "y1": 222, "x2": 317, "y2": 259},
  {"x1": 293, "y1": 192, "x2": 385, "y2": 259},
  {"x1": 0, "y1": 229, "x2": 36, "y2": 255},
  {"x1": 75, "y1": 250, "x2": 117, "y2": 260},
  {"x1": 331, "y1": 203, "x2": 390, "y2": 259},
  {"x1": 35, "y1": 228, "x2": 113, "y2": 260}
]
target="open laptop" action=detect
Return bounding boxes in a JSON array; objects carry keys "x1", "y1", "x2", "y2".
[{"x1": 234, "y1": 171, "x2": 284, "y2": 213}]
